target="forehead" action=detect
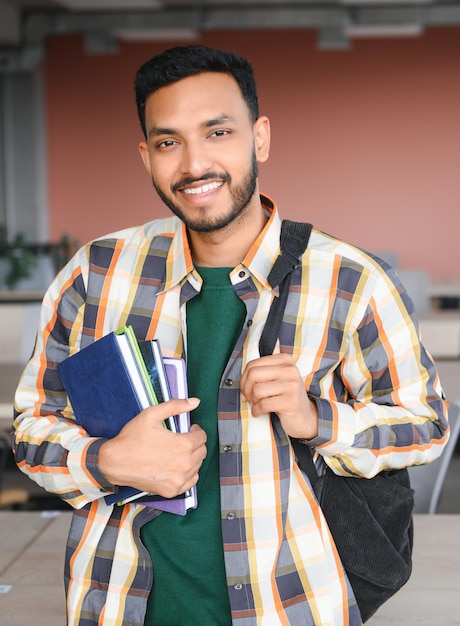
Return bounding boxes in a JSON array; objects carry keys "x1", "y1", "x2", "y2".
[{"x1": 144, "y1": 72, "x2": 251, "y2": 130}]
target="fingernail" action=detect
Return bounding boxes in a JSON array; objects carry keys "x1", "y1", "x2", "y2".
[{"x1": 187, "y1": 397, "x2": 200, "y2": 409}]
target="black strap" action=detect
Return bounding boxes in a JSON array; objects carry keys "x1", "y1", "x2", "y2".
[
  {"x1": 291, "y1": 435, "x2": 320, "y2": 486},
  {"x1": 259, "y1": 220, "x2": 312, "y2": 357},
  {"x1": 258, "y1": 220, "x2": 318, "y2": 482},
  {"x1": 267, "y1": 220, "x2": 313, "y2": 290}
]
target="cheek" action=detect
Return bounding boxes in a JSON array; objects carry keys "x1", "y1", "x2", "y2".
[
  {"x1": 223, "y1": 149, "x2": 252, "y2": 177},
  {"x1": 150, "y1": 158, "x2": 175, "y2": 187}
]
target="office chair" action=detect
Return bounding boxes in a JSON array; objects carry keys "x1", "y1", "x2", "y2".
[{"x1": 408, "y1": 403, "x2": 460, "y2": 514}]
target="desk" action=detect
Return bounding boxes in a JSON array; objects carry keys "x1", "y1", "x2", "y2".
[
  {"x1": 420, "y1": 313, "x2": 460, "y2": 359},
  {"x1": 429, "y1": 279, "x2": 460, "y2": 300},
  {"x1": 0, "y1": 513, "x2": 458, "y2": 625},
  {"x1": 0, "y1": 291, "x2": 44, "y2": 304}
]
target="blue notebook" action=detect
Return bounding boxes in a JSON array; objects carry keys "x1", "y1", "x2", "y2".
[{"x1": 58, "y1": 328, "x2": 155, "y2": 440}]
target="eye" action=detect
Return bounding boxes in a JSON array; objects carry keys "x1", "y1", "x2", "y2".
[
  {"x1": 210, "y1": 129, "x2": 229, "y2": 138},
  {"x1": 157, "y1": 139, "x2": 178, "y2": 149}
]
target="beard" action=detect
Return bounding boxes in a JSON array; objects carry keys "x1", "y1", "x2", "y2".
[{"x1": 152, "y1": 150, "x2": 258, "y2": 233}]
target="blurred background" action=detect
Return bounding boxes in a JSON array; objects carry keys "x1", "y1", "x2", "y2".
[
  {"x1": 0, "y1": 1, "x2": 459, "y2": 512},
  {"x1": 0, "y1": 1, "x2": 459, "y2": 274}
]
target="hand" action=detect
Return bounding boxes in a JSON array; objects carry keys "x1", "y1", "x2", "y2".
[
  {"x1": 240, "y1": 353, "x2": 318, "y2": 440},
  {"x1": 98, "y1": 398, "x2": 207, "y2": 498}
]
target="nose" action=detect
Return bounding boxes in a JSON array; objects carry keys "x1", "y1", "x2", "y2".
[{"x1": 179, "y1": 140, "x2": 213, "y2": 179}]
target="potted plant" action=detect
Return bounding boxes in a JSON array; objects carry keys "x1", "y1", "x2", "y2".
[{"x1": 0, "y1": 232, "x2": 38, "y2": 290}]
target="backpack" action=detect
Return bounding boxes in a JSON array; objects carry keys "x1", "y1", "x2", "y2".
[{"x1": 259, "y1": 220, "x2": 414, "y2": 622}]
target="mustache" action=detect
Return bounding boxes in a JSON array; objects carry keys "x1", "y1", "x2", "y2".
[{"x1": 171, "y1": 171, "x2": 231, "y2": 193}]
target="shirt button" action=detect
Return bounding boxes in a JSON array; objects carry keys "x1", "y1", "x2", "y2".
[
  {"x1": 238, "y1": 270, "x2": 246, "y2": 278},
  {"x1": 234, "y1": 583, "x2": 243, "y2": 591},
  {"x1": 227, "y1": 512, "x2": 235, "y2": 520},
  {"x1": 223, "y1": 445, "x2": 232, "y2": 452},
  {"x1": 246, "y1": 319, "x2": 253, "y2": 327},
  {"x1": 224, "y1": 378, "x2": 233, "y2": 386}
]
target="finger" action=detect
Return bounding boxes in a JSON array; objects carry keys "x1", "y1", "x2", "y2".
[
  {"x1": 241, "y1": 366, "x2": 299, "y2": 405},
  {"x1": 189, "y1": 423, "x2": 208, "y2": 446},
  {"x1": 246, "y1": 353, "x2": 294, "y2": 372},
  {"x1": 142, "y1": 397, "x2": 201, "y2": 424},
  {"x1": 250, "y1": 386, "x2": 303, "y2": 415},
  {"x1": 191, "y1": 438, "x2": 208, "y2": 464},
  {"x1": 250, "y1": 379, "x2": 290, "y2": 402},
  {"x1": 242, "y1": 354, "x2": 295, "y2": 386}
]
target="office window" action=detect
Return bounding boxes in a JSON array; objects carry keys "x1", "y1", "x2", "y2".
[
  {"x1": 0, "y1": 77, "x2": 5, "y2": 238},
  {"x1": 0, "y1": 71, "x2": 47, "y2": 243}
]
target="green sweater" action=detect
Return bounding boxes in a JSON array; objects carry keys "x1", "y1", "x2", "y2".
[{"x1": 142, "y1": 267, "x2": 246, "y2": 625}]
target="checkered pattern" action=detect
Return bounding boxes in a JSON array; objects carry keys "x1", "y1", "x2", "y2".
[{"x1": 12, "y1": 195, "x2": 448, "y2": 625}]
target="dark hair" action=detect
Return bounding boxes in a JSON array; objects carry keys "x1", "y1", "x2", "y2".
[{"x1": 134, "y1": 45, "x2": 259, "y2": 138}]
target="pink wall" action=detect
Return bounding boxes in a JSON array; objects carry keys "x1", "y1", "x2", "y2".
[{"x1": 44, "y1": 29, "x2": 460, "y2": 279}]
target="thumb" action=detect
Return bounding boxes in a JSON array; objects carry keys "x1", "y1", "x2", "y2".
[{"x1": 144, "y1": 397, "x2": 200, "y2": 423}]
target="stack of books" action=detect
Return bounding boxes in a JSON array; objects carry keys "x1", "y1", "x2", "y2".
[{"x1": 58, "y1": 325, "x2": 196, "y2": 514}]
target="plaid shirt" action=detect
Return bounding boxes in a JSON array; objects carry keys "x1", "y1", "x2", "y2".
[{"x1": 12, "y1": 195, "x2": 448, "y2": 626}]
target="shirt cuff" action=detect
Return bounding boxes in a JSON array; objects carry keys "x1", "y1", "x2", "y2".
[
  {"x1": 67, "y1": 437, "x2": 117, "y2": 497},
  {"x1": 304, "y1": 395, "x2": 356, "y2": 453}
]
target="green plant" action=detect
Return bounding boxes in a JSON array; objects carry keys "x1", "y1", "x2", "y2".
[{"x1": 0, "y1": 232, "x2": 38, "y2": 289}]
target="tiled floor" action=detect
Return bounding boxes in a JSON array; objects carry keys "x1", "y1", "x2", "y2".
[{"x1": 1, "y1": 513, "x2": 459, "y2": 626}]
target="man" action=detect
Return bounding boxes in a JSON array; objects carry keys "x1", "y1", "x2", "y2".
[{"x1": 12, "y1": 45, "x2": 448, "y2": 625}]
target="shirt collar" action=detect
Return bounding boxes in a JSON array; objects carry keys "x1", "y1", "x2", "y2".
[
  {"x1": 161, "y1": 193, "x2": 282, "y2": 293},
  {"x1": 240, "y1": 193, "x2": 281, "y2": 290}
]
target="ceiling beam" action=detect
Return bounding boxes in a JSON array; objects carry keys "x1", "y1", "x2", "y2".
[{"x1": 1, "y1": 3, "x2": 460, "y2": 71}]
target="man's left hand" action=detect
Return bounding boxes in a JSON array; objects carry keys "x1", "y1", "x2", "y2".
[{"x1": 240, "y1": 353, "x2": 318, "y2": 440}]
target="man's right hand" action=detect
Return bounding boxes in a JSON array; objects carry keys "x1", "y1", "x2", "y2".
[{"x1": 98, "y1": 397, "x2": 206, "y2": 498}]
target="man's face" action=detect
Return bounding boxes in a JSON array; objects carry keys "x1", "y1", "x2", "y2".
[{"x1": 138, "y1": 72, "x2": 270, "y2": 233}]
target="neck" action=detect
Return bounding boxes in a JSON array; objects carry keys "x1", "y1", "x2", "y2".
[{"x1": 188, "y1": 198, "x2": 268, "y2": 268}]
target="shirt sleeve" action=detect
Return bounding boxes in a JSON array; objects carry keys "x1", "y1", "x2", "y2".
[
  {"x1": 11, "y1": 246, "x2": 116, "y2": 509},
  {"x1": 307, "y1": 262, "x2": 449, "y2": 478}
]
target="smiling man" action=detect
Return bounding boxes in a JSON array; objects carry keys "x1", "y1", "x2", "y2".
[
  {"x1": 138, "y1": 70, "x2": 269, "y2": 267},
  {"x1": 12, "y1": 45, "x2": 448, "y2": 626}
]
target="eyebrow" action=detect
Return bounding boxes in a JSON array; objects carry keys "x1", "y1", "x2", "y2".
[
  {"x1": 148, "y1": 114, "x2": 234, "y2": 139},
  {"x1": 203, "y1": 114, "x2": 234, "y2": 127}
]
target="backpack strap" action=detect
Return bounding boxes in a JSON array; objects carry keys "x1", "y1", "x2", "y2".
[
  {"x1": 258, "y1": 219, "x2": 318, "y2": 483},
  {"x1": 259, "y1": 220, "x2": 312, "y2": 357}
]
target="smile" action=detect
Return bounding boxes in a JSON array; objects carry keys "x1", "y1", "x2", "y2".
[{"x1": 182, "y1": 181, "x2": 224, "y2": 195}]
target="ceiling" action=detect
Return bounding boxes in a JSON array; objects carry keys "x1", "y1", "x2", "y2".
[{"x1": 1, "y1": 0, "x2": 460, "y2": 70}]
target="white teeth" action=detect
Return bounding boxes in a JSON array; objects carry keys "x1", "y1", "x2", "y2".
[{"x1": 182, "y1": 181, "x2": 223, "y2": 195}]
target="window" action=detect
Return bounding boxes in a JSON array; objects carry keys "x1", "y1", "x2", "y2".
[{"x1": 0, "y1": 70, "x2": 47, "y2": 243}]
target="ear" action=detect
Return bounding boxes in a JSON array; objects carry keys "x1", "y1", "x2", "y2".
[
  {"x1": 254, "y1": 115, "x2": 270, "y2": 164},
  {"x1": 138, "y1": 141, "x2": 152, "y2": 174}
]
